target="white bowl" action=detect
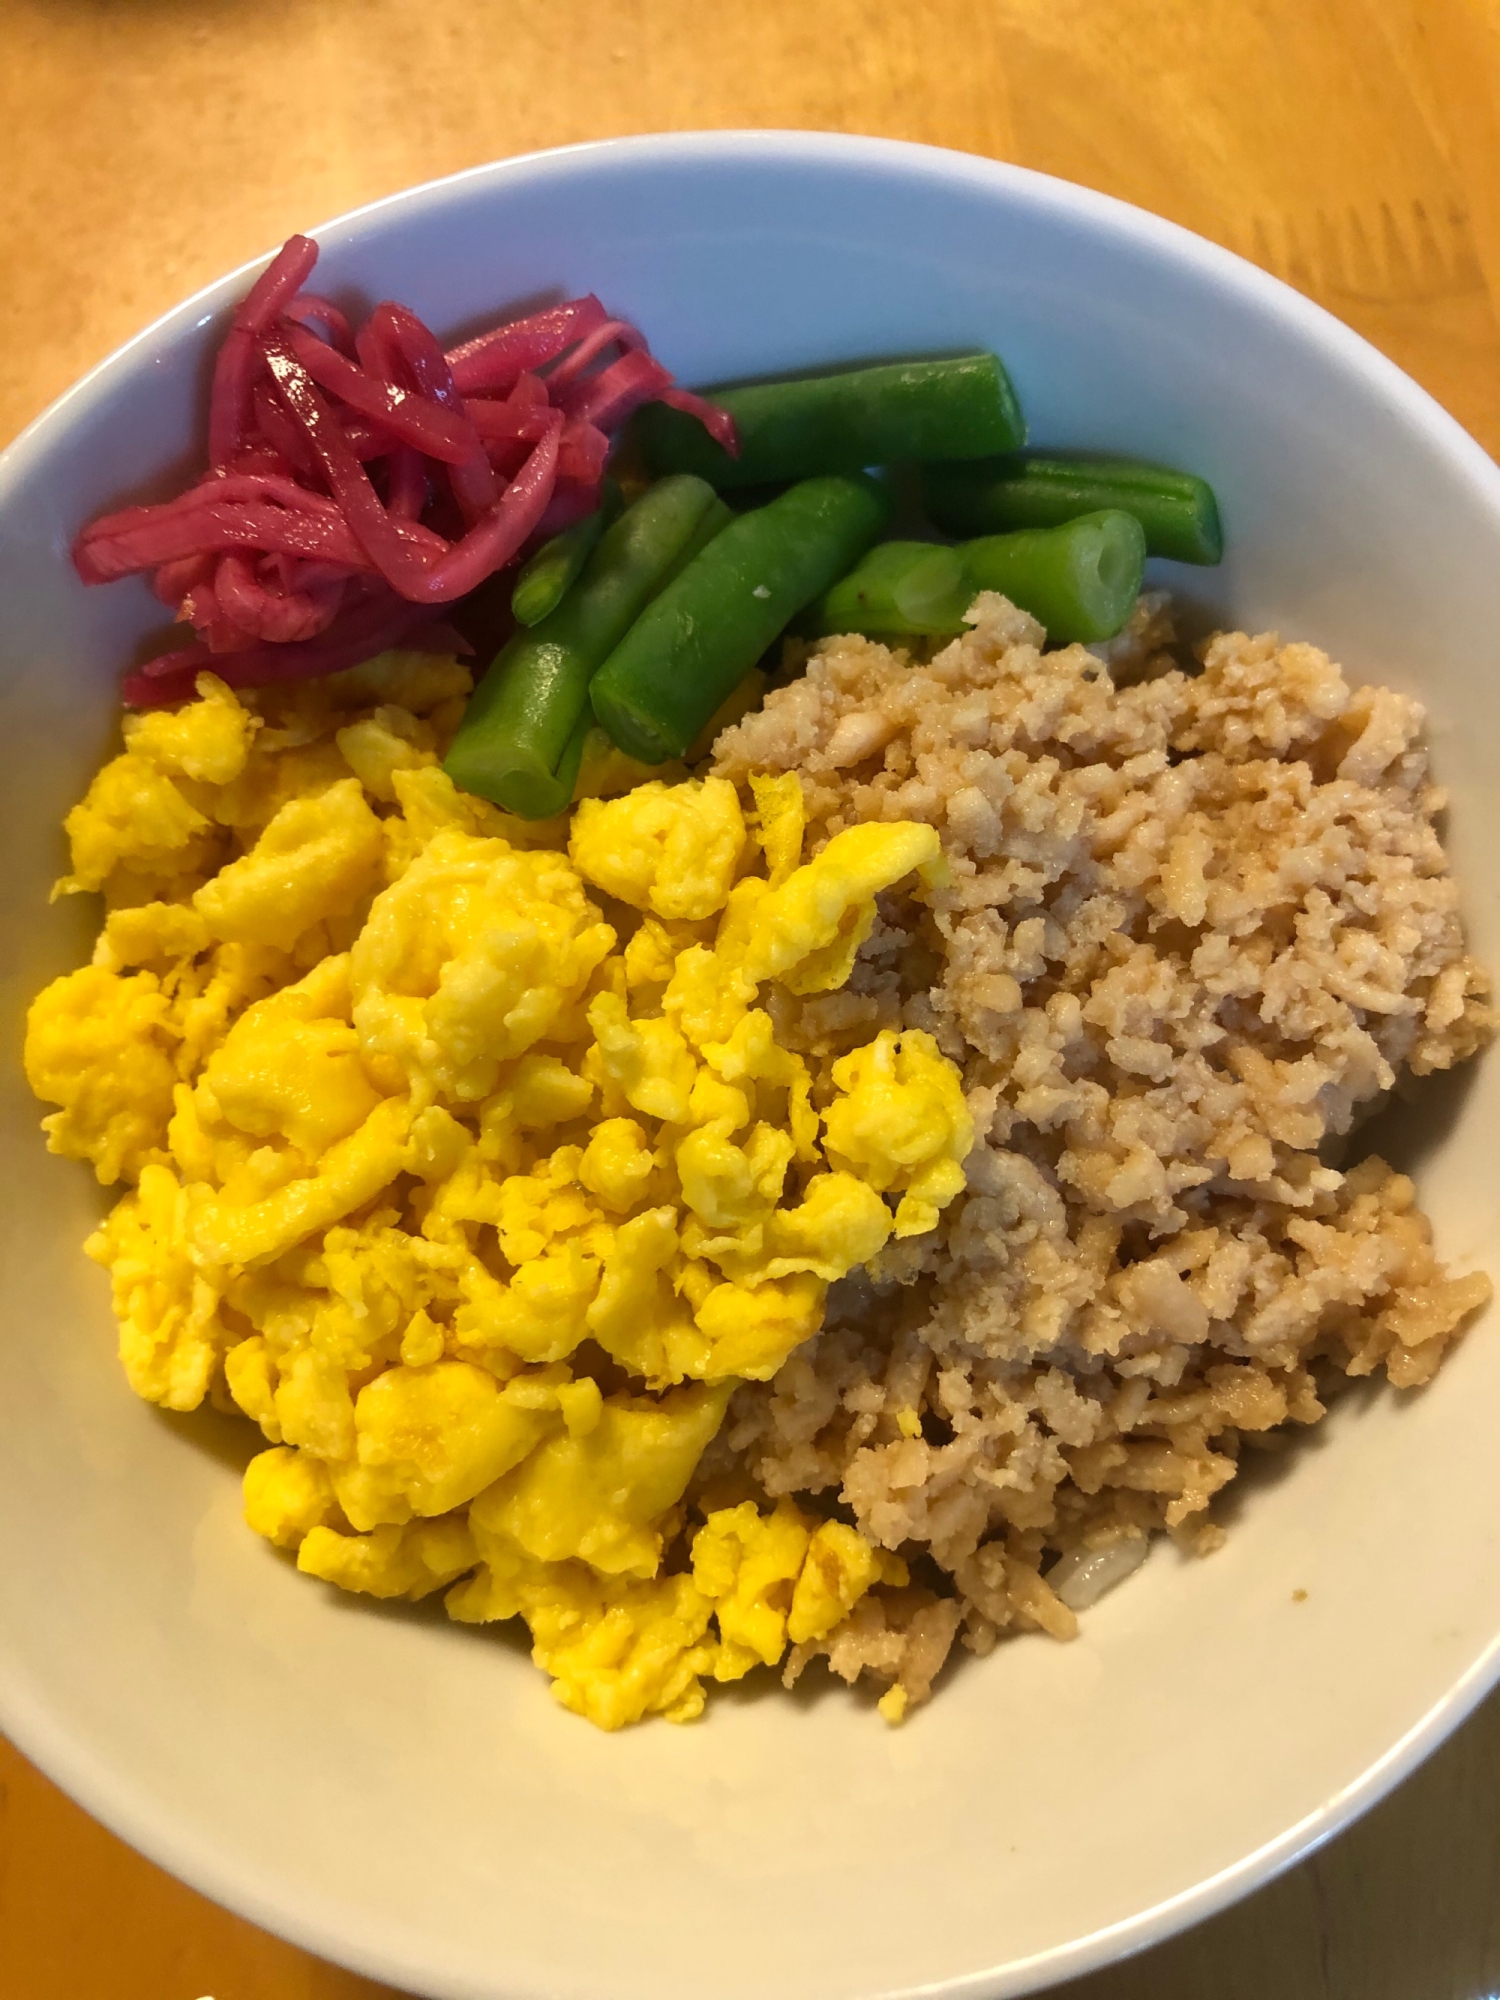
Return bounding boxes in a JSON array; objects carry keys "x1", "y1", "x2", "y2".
[{"x1": 3, "y1": 132, "x2": 1499, "y2": 2000}]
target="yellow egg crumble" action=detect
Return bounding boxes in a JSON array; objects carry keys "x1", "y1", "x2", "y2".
[{"x1": 24, "y1": 653, "x2": 971, "y2": 1729}]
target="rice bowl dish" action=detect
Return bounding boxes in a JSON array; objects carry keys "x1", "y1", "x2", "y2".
[
  {"x1": 4, "y1": 131, "x2": 1500, "y2": 2000},
  {"x1": 22, "y1": 251, "x2": 1491, "y2": 1720}
]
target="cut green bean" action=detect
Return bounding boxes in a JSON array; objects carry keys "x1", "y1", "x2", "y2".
[
  {"x1": 927, "y1": 453, "x2": 1223, "y2": 565},
  {"x1": 493, "y1": 706, "x2": 596, "y2": 821},
  {"x1": 658, "y1": 495, "x2": 734, "y2": 585},
  {"x1": 633, "y1": 354, "x2": 1026, "y2": 491},
  {"x1": 959, "y1": 509, "x2": 1147, "y2": 644},
  {"x1": 799, "y1": 541, "x2": 972, "y2": 638},
  {"x1": 590, "y1": 474, "x2": 893, "y2": 764},
  {"x1": 510, "y1": 483, "x2": 623, "y2": 626},
  {"x1": 444, "y1": 473, "x2": 719, "y2": 816},
  {"x1": 546, "y1": 708, "x2": 592, "y2": 815}
]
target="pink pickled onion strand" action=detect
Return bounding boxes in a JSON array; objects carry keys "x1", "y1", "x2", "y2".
[
  {"x1": 180, "y1": 574, "x2": 222, "y2": 632},
  {"x1": 152, "y1": 552, "x2": 214, "y2": 609},
  {"x1": 284, "y1": 294, "x2": 355, "y2": 353},
  {"x1": 200, "y1": 624, "x2": 256, "y2": 657},
  {"x1": 251, "y1": 382, "x2": 322, "y2": 480},
  {"x1": 557, "y1": 348, "x2": 675, "y2": 432},
  {"x1": 403, "y1": 414, "x2": 560, "y2": 599},
  {"x1": 214, "y1": 550, "x2": 345, "y2": 645},
  {"x1": 260, "y1": 329, "x2": 454, "y2": 592},
  {"x1": 362, "y1": 302, "x2": 497, "y2": 522},
  {"x1": 530, "y1": 478, "x2": 605, "y2": 542},
  {"x1": 289, "y1": 322, "x2": 475, "y2": 466},
  {"x1": 557, "y1": 420, "x2": 611, "y2": 486},
  {"x1": 463, "y1": 400, "x2": 561, "y2": 447},
  {"x1": 207, "y1": 235, "x2": 319, "y2": 466},
  {"x1": 188, "y1": 592, "x2": 261, "y2": 655},
  {"x1": 445, "y1": 296, "x2": 610, "y2": 395},
  {"x1": 200, "y1": 607, "x2": 260, "y2": 655},
  {"x1": 543, "y1": 316, "x2": 648, "y2": 392},
  {"x1": 75, "y1": 498, "x2": 377, "y2": 583},
  {"x1": 657, "y1": 384, "x2": 741, "y2": 456},
  {"x1": 340, "y1": 417, "x2": 405, "y2": 461},
  {"x1": 508, "y1": 371, "x2": 551, "y2": 411},
  {"x1": 81, "y1": 237, "x2": 743, "y2": 695},
  {"x1": 133, "y1": 609, "x2": 474, "y2": 706},
  {"x1": 366, "y1": 301, "x2": 462, "y2": 408},
  {"x1": 123, "y1": 596, "x2": 449, "y2": 707},
  {"x1": 225, "y1": 445, "x2": 293, "y2": 480},
  {"x1": 274, "y1": 555, "x2": 358, "y2": 593},
  {"x1": 207, "y1": 331, "x2": 258, "y2": 469},
  {"x1": 487, "y1": 446, "x2": 531, "y2": 485},
  {"x1": 235, "y1": 235, "x2": 320, "y2": 334},
  {"x1": 262, "y1": 331, "x2": 563, "y2": 603},
  {"x1": 385, "y1": 445, "x2": 429, "y2": 522},
  {"x1": 77, "y1": 470, "x2": 351, "y2": 546}
]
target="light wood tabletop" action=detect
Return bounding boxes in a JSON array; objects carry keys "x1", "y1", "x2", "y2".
[{"x1": 3, "y1": 1, "x2": 1500, "y2": 1995}]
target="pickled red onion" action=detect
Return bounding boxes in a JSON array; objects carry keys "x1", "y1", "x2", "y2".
[{"x1": 75, "y1": 236, "x2": 738, "y2": 699}]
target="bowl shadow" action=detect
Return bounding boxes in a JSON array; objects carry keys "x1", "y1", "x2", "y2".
[
  {"x1": 1206, "y1": 1373, "x2": 1386, "y2": 1537},
  {"x1": 1338, "y1": 1058, "x2": 1480, "y2": 1180},
  {"x1": 151, "y1": 1401, "x2": 263, "y2": 1477}
]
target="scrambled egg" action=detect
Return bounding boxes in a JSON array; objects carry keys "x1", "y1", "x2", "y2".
[{"x1": 24, "y1": 654, "x2": 972, "y2": 1728}]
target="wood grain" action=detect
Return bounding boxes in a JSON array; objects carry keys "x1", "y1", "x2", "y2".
[
  {"x1": 3, "y1": 0, "x2": 1500, "y2": 1994},
  {"x1": 0, "y1": 1736, "x2": 388, "y2": 1999}
]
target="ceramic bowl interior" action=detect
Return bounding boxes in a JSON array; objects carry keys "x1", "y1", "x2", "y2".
[{"x1": 2, "y1": 132, "x2": 1499, "y2": 2000}]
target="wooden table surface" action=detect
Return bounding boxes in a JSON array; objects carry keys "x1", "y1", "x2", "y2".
[{"x1": 3, "y1": 1, "x2": 1500, "y2": 1995}]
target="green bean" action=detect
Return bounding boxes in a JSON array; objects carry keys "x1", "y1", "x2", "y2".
[
  {"x1": 658, "y1": 495, "x2": 734, "y2": 584},
  {"x1": 927, "y1": 453, "x2": 1223, "y2": 565},
  {"x1": 590, "y1": 474, "x2": 893, "y2": 764},
  {"x1": 799, "y1": 541, "x2": 972, "y2": 638},
  {"x1": 443, "y1": 473, "x2": 719, "y2": 816},
  {"x1": 547, "y1": 708, "x2": 592, "y2": 815},
  {"x1": 633, "y1": 354, "x2": 1026, "y2": 491},
  {"x1": 510, "y1": 484, "x2": 623, "y2": 626},
  {"x1": 959, "y1": 510, "x2": 1147, "y2": 644}
]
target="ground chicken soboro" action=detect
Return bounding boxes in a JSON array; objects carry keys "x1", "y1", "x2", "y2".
[{"x1": 708, "y1": 592, "x2": 1492, "y2": 1704}]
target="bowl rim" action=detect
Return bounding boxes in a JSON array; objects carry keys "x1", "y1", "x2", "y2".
[{"x1": 4, "y1": 125, "x2": 1500, "y2": 2000}]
